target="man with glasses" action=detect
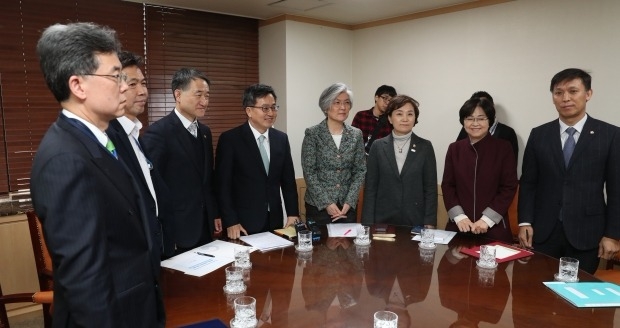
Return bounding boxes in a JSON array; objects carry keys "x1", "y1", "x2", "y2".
[
  {"x1": 352, "y1": 84, "x2": 397, "y2": 154},
  {"x1": 142, "y1": 68, "x2": 221, "y2": 253},
  {"x1": 31, "y1": 22, "x2": 165, "y2": 327},
  {"x1": 215, "y1": 84, "x2": 299, "y2": 239}
]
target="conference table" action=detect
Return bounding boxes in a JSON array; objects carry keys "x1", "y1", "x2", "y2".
[{"x1": 160, "y1": 226, "x2": 617, "y2": 327}]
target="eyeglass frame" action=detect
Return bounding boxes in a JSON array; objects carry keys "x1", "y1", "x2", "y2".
[
  {"x1": 248, "y1": 105, "x2": 279, "y2": 113},
  {"x1": 83, "y1": 73, "x2": 128, "y2": 84},
  {"x1": 379, "y1": 95, "x2": 392, "y2": 102},
  {"x1": 464, "y1": 116, "x2": 489, "y2": 124}
]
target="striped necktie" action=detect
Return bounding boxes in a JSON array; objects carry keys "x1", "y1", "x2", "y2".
[
  {"x1": 563, "y1": 127, "x2": 576, "y2": 168},
  {"x1": 106, "y1": 139, "x2": 118, "y2": 159}
]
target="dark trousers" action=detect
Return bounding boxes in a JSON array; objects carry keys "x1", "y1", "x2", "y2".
[
  {"x1": 305, "y1": 202, "x2": 357, "y2": 225},
  {"x1": 533, "y1": 220, "x2": 600, "y2": 274}
]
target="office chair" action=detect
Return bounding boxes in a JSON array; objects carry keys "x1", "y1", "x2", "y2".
[
  {"x1": 595, "y1": 255, "x2": 620, "y2": 285},
  {"x1": 0, "y1": 283, "x2": 52, "y2": 328},
  {"x1": 26, "y1": 211, "x2": 54, "y2": 327}
]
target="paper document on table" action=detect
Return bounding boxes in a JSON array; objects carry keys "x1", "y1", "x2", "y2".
[
  {"x1": 411, "y1": 230, "x2": 456, "y2": 244},
  {"x1": 161, "y1": 240, "x2": 251, "y2": 277},
  {"x1": 240, "y1": 231, "x2": 293, "y2": 252},
  {"x1": 327, "y1": 223, "x2": 362, "y2": 237},
  {"x1": 544, "y1": 282, "x2": 620, "y2": 307}
]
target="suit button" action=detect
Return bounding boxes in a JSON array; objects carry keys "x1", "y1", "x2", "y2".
[{"x1": 336, "y1": 155, "x2": 341, "y2": 158}]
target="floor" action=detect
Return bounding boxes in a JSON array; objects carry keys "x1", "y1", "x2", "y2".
[{"x1": 8, "y1": 310, "x2": 44, "y2": 328}]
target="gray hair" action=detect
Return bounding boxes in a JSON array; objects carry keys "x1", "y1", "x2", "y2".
[
  {"x1": 318, "y1": 82, "x2": 353, "y2": 115},
  {"x1": 37, "y1": 22, "x2": 121, "y2": 103}
]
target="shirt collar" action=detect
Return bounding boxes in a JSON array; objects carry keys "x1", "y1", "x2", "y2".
[
  {"x1": 174, "y1": 108, "x2": 197, "y2": 129},
  {"x1": 62, "y1": 109, "x2": 108, "y2": 147},
  {"x1": 248, "y1": 121, "x2": 269, "y2": 141},
  {"x1": 117, "y1": 116, "x2": 142, "y2": 139},
  {"x1": 559, "y1": 113, "x2": 588, "y2": 134}
]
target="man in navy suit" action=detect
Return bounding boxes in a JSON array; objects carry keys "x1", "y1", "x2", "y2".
[
  {"x1": 216, "y1": 84, "x2": 299, "y2": 239},
  {"x1": 518, "y1": 68, "x2": 620, "y2": 274},
  {"x1": 141, "y1": 68, "x2": 221, "y2": 253},
  {"x1": 31, "y1": 23, "x2": 164, "y2": 327},
  {"x1": 106, "y1": 51, "x2": 173, "y2": 259}
]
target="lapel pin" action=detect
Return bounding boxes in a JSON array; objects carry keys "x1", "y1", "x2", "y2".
[
  {"x1": 411, "y1": 144, "x2": 416, "y2": 152},
  {"x1": 590, "y1": 131, "x2": 594, "y2": 134}
]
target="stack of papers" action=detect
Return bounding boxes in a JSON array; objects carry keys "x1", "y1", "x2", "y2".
[
  {"x1": 411, "y1": 229, "x2": 457, "y2": 244},
  {"x1": 239, "y1": 231, "x2": 294, "y2": 252},
  {"x1": 327, "y1": 223, "x2": 362, "y2": 237},
  {"x1": 543, "y1": 282, "x2": 620, "y2": 307},
  {"x1": 161, "y1": 240, "x2": 252, "y2": 277}
]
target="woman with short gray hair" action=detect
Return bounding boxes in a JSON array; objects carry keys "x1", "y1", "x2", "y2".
[{"x1": 301, "y1": 83, "x2": 366, "y2": 224}]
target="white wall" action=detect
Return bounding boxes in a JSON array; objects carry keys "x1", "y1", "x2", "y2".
[
  {"x1": 260, "y1": 21, "x2": 353, "y2": 176},
  {"x1": 261, "y1": 0, "x2": 620, "y2": 179}
]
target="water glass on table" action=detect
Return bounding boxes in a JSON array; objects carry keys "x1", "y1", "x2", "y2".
[
  {"x1": 477, "y1": 245, "x2": 498, "y2": 269},
  {"x1": 556, "y1": 257, "x2": 579, "y2": 282},
  {"x1": 296, "y1": 229, "x2": 313, "y2": 252},
  {"x1": 230, "y1": 296, "x2": 258, "y2": 328},
  {"x1": 223, "y1": 266, "x2": 247, "y2": 294},
  {"x1": 354, "y1": 225, "x2": 371, "y2": 246},
  {"x1": 234, "y1": 247, "x2": 252, "y2": 270},
  {"x1": 419, "y1": 228, "x2": 436, "y2": 249},
  {"x1": 374, "y1": 310, "x2": 398, "y2": 328}
]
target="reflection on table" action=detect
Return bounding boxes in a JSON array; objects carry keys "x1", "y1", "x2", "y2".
[{"x1": 161, "y1": 226, "x2": 616, "y2": 327}]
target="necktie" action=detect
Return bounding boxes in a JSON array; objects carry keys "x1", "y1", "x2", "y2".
[
  {"x1": 188, "y1": 121, "x2": 198, "y2": 138},
  {"x1": 258, "y1": 135, "x2": 269, "y2": 173},
  {"x1": 106, "y1": 139, "x2": 118, "y2": 159},
  {"x1": 563, "y1": 127, "x2": 576, "y2": 168}
]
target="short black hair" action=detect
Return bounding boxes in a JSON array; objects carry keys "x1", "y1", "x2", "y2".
[
  {"x1": 459, "y1": 97, "x2": 495, "y2": 128},
  {"x1": 242, "y1": 84, "x2": 277, "y2": 108},
  {"x1": 470, "y1": 91, "x2": 494, "y2": 105},
  {"x1": 171, "y1": 68, "x2": 210, "y2": 98},
  {"x1": 374, "y1": 85, "x2": 397, "y2": 97},
  {"x1": 385, "y1": 95, "x2": 420, "y2": 125},
  {"x1": 118, "y1": 51, "x2": 143, "y2": 69},
  {"x1": 550, "y1": 68, "x2": 592, "y2": 92}
]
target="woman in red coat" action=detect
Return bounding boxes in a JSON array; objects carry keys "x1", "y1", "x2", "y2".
[{"x1": 441, "y1": 98, "x2": 518, "y2": 243}]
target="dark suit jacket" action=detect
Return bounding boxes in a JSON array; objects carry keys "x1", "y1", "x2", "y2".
[
  {"x1": 519, "y1": 116, "x2": 620, "y2": 249},
  {"x1": 30, "y1": 114, "x2": 164, "y2": 328},
  {"x1": 215, "y1": 122, "x2": 298, "y2": 233},
  {"x1": 107, "y1": 118, "x2": 173, "y2": 259},
  {"x1": 141, "y1": 111, "x2": 218, "y2": 249},
  {"x1": 457, "y1": 122, "x2": 518, "y2": 164},
  {"x1": 362, "y1": 133, "x2": 437, "y2": 227}
]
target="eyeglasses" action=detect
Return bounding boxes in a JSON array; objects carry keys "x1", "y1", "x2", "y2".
[
  {"x1": 83, "y1": 73, "x2": 128, "y2": 84},
  {"x1": 250, "y1": 105, "x2": 279, "y2": 113},
  {"x1": 464, "y1": 116, "x2": 489, "y2": 123},
  {"x1": 380, "y1": 95, "x2": 392, "y2": 102}
]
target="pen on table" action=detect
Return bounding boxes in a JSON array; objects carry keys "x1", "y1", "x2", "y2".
[
  {"x1": 344, "y1": 229, "x2": 352, "y2": 236},
  {"x1": 196, "y1": 252, "x2": 215, "y2": 257}
]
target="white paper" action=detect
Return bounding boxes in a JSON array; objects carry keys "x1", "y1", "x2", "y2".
[
  {"x1": 239, "y1": 231, "x2": 293, "y2": 252},
  {"x1": 327, "y1": 223, "x2": 362, "y2": 237},
  {"x1": 411, "y1": 230, "x2": 457, "y2": 244},
  {"x1": 161, "y1": 240, "x2": 252, "y2": 277}
]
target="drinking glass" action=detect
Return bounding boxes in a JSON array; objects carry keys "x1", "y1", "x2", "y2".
[
  {"x1": 354, "y1": 225, "x2": 371, "y2": 246},
  {"x1": 556, "y1": 257, "x2": 579, "y2": 282},
  {"x1": 223, "y1": 266, "x2": 246, "y2": 294},
  {"x1": 477, "y1": 245, "x2": 497, "y2": 269},
  {"x1": 374, "y1": 310, "x2": 398, "y2": 328},
  {"x1": 419, "y1": 228, "x2": 436, "y2": 249},
  {"x1": 296, "y1": 230, "x2": 313, "y2": 252},
  {"x1": 230, "y1": 296, "x2": 257, "y2": 328},
  {"x1": 234, "y1": 247, "x2": 252, "y2": 270}
]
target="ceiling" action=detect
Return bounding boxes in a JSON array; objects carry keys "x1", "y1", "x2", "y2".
[{"x1": 126, "y1": 0, "x2": 487, "y2": 26}]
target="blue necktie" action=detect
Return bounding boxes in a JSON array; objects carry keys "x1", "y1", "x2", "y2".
[
  {"x1": 563, "y1": 127, "x2": 576, "y2": 168},
  {"x1": 258, "y1": 135, "x2": 269, "y2": 173}
]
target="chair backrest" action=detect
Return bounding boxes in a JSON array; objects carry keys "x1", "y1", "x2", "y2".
[
  {"x1": 507, "y1": 184, "x2": 520, "y2": 243},
  {"x1": 25, "y1": 211, "x2": 53, "y2": 327}
]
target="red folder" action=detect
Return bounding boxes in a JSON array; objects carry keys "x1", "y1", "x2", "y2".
[{"x1": 460, "y1": 241, "x2": 534, "y2": 263}]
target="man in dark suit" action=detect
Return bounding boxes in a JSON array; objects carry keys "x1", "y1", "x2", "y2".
[
  {"x1": 141, "y1": 68, "x2": 221, "y2": 253},
  {"x1": 30, "y1": 22, "x2": 164, "y2": 327},
  {"x1": 106, "y1": 51, "x2": 173, "y2": 259},
  {"x1": 456, "y1": 91, "x2": 519, "y2": 163},
  {"x1": 518, "y1": 68, "x2": 620, "y2": 274},
  {"x1": 216, "y1": 84, "x2": 299, "y2": 239}
]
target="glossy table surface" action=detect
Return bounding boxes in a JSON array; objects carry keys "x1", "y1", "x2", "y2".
[{"x1": 161, "y1": 226, "x2": 617, "y2": 327}]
